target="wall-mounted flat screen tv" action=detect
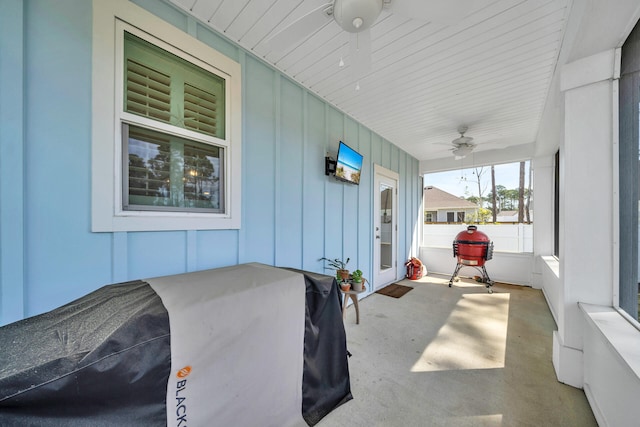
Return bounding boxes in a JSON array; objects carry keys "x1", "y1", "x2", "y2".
[{"x1": 335, "y1": 141, "x2": 363, "y2": 185}]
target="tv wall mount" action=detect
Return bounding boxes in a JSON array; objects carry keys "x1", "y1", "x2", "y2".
[{"x1": 325, "y1": 155, "x2": 337, "y2": 176}]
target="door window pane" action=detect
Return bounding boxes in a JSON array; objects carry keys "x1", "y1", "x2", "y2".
[{"x1": 380, "y1": 185, "x2": 393, "y2": 270}]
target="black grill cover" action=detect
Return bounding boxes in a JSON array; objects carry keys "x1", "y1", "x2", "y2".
[
  {"x1": 0, "y1": 268, "x2": 351, "y2": 426},
  {"x1": 0, "y1": 280, "x2": 170, "y2": 426},
  {"x1": 284, "y1": 268, "x2": 353, "y2": 425}
]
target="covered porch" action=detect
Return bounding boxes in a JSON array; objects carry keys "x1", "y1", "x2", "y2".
[
  {"x1": 322, "y1": 275, "x2": 596, "y2": 426},
  {"x1": 2, "y1": 0, "x2": 640, "y2": 425}
]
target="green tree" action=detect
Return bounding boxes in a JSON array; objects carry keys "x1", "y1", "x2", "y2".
[
  {"x1": 128, "y1": 154, "x2": 151, "y2": 196},
  {"x1": 491, "y1": 165, "x2": 497, "y2": 222},
  {"x1": 148, "y1": 143, "x2": 171, "y2": 197},
  {"x1": 471, "y1": 167, "x2": 488, "y2": 208},
  {"x1": 184, "y1": 152, "x2": 216, "y2": 202},
  {"x1": 518, "y1": 161, "x2": 525, "y2": 222},
  {"x1": 487, "y1": 185, "x2": 507, "y2": 212},
  {"x1": 465, "y1": 195, "x2": 481, "y2": 205},
  {"x1": 504, "y1": 189, "x2": 519, "y2": 210},
  {"x1": 468, "y1": 207, "x2": 492, "y2": 223},
  {"x1": 525, "y1": 165, "x2": 533, "y2": 223}
]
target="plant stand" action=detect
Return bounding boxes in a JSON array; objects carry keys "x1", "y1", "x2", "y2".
[{"x1": 341, "y1": 279, "x2": 366, "y2": 324}]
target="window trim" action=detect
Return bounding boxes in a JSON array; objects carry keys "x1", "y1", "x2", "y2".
[
  {"x1": 92, "y1": 0, "x2": 241, "y2": 231},
  {"x1": 618, "y1": 22, "x2": 640, "y2": 322},
  {"x1": 553, "y1": 150, "x2": 559, "y2": 258}
]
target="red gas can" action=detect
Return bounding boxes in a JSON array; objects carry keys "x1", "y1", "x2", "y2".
[{"x1": 405, "y1": 257, "x2": 425, "y2": 280}]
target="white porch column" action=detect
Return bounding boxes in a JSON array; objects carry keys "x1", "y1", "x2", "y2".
[
  {"x1": 554, "y1": 49, "x2": 618, "y2": 387},
  {"x1": 531, "y1": 155, "x2": 555, "y2": 290}
]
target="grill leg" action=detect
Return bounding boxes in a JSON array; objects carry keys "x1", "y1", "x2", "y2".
[
  {"x1": 481, "y1": 265, "x2": 494, "y2": 293},
  {"x1": 449, "y1": 263, "x2": 463, "y2": 287}
]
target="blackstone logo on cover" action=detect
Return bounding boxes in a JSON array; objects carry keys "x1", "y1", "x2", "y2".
[{"x1": 176, "y1": 365, "x2": 192, "y2": 427}]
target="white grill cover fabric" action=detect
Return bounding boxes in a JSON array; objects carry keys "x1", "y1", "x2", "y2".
[{"x1": 147, "y1": 263, "x2": 307, "y2": 427}]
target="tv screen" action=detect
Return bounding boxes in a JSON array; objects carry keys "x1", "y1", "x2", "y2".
[{"x1": 335, "y1": 141, "x2": 363, "y2": 185}]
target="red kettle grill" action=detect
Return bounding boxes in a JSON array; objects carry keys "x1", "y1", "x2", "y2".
[{"x1": 449, "y1": 225, "x2": 494, "y2": 293}]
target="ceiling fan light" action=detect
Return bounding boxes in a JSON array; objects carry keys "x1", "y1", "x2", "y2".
[
  {"x1": 334, "y1": 0, "x2": 384, "y2": 33},
  {"x1": 452, "y1": 145, "x2": 473, "y2": 158}
]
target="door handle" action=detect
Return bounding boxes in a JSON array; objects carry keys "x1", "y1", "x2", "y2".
[{"x1": 376, "y1": 235, "x2": 380, "y2": 239}]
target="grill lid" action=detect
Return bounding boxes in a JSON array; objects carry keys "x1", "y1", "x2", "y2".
[{"x1": 454, "y1": 225, "x2": 490, "y2": 243}]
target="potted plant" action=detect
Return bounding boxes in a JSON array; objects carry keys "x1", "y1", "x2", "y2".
[
  {"x1": 351, "y1": 269, "x2": 363, "y2": 291},
  {"x1": 319, "y1": 257, "x2": 350, "y2": 282}
]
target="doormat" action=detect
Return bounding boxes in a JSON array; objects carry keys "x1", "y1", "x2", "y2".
[{"x1": 375, "y1": 283, "x2": 413, "y2": 298}]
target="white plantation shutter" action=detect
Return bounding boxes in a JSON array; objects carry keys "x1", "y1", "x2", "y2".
[
  {"x1": 126, "y1": 60, "x2": 171, "y2": 123},
  {"x1": 184, "y1": 83, "x2": 218, "y2": 137},
  {"x1": 124, "y1": 31, "x2": 225, "y2": 139}
]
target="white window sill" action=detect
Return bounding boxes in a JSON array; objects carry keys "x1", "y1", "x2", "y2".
[
  {"x1": 541, "y1": 255, "x2": 559, "y2": 278},
  {"x1": 579, "y1": 302, "x2": 640, "y2": 379}
]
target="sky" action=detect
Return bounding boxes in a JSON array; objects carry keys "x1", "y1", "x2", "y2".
[
  {"x1": 337, "y1": 142, "x2": 363, "y2": 170},
  {"x1": 424, "y1": 161, "x2": 530, "y2": 198}
]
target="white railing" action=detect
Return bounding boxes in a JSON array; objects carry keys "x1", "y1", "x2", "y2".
[{"x1": 423, "y1": 223, "x2": 533, "y2": 253}]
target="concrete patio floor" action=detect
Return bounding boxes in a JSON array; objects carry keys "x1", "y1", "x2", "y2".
[{"x1": 318, "y1": 274, "x2": 597, "y2": 427}]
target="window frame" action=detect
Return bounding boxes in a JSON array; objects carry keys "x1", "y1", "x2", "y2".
[
  {"x1": 91, "y1": 0, "x2": 241, "y2": 232},
  {"x1": 618, "y1": 21, "x2": 640, "y2": 322},
  {"x1": 553, "y1": 150, "x2": 559, "y2": 258},
  {"x1": 119, "y1": 25, "x2": 227, "y2": 214}
]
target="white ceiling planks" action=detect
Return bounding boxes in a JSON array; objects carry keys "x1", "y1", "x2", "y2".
[{"x1": 168, "y1": 0, "x2": 572, "y2": 161}]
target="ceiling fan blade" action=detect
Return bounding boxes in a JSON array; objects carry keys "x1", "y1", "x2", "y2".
[
  {"x1": 453, "y1": 136, "x2": 474, "y2": 145},
  {"x1": 265, "y1": 3, "x2": 333, "y2": 52},
  {"x1": 391, "y1": 0, "x2": 488, "y2": 25},
  {"x1": 349, "y1": 29, "x2": 372, "y2": 81}
]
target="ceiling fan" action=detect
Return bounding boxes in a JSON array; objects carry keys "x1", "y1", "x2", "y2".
[
  {"x1": 266, "y1": 0, "x2": 487, "y2": 82},
  {"x1": 449, "y1": 125, "x2": 476, "y2": 159}
]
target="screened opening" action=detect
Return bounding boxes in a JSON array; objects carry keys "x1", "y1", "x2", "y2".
[{"x1": 423, "y1": 161, "x2": 532, "y2": 253}]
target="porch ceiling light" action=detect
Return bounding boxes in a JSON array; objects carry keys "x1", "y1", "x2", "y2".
[{"x1": 453, "y1": 145, "x2": 473, "y2": 159}]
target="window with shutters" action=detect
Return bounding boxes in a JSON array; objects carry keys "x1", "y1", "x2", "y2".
[
  {"x1": 91, "y1": 5, "x2": 241, "y2": 232},
  {"x1": 121, "y1": 31, "x2": 225, "y2": 213}
]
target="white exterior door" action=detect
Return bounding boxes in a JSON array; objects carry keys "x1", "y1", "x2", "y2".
[{"x1": 373, "y1": 165, "x2": 398, "y2": 289}]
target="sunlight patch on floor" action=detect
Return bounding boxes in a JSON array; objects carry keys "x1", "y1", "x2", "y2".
[
  {"x1": 453, "y1": 414, "x2": 503, "y2": 425},
  {"x1": 411, "y1": 293, "x2": 510, "y2": 372}
]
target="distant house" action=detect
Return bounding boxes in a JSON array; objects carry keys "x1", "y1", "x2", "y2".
[
  {"x1": 496, "y1": 210, "x2": 518, "y2": 222},
  {"x1": 496, "y1": 210, "x2": 534, "y2": 222},
  {"x1": 423, "y1": 186, "x2": 478, "y2": 223}
]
